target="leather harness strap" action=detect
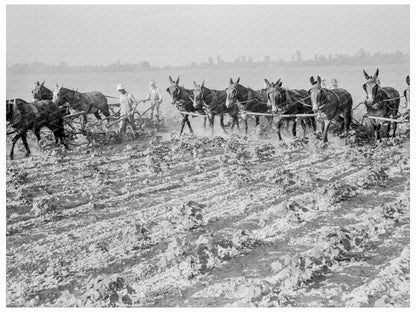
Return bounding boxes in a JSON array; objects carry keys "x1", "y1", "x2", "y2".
[{"x1": 28, "y1": 103, "x2": 40, "y2": 119}]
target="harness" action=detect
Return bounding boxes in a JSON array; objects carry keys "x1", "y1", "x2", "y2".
[{"x1": 28, "y1": 103, "x2": 41, "y2": 119}]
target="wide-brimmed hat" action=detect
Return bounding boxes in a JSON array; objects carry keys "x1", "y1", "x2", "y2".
[{"x1": 116, "y1": 84, "x2": 125, "y2": 91}]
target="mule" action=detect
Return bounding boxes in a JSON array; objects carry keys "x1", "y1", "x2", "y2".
[
  {"x1": 362, "y1": 69, "x2": 400, "y2": 141},
  {"x1": 6, "y1": 98, "x2": 68, "y2": 159},
  {"x1": 32, "y1": 81, "x2": 53, "y2": 101},
  {"x1": 309, "y1": 76, "x2": 353, "y2": 142},
  {"x1": 192, "y1": 80, "x2": 240, "y2": 134},
  {"x1": 225, "y1": 77, "x2": 271, "y2": 134},
  {"x1": 166, "y1": 76, "x2": 207, "y2": 136},
  {"x1": 264, "y1": 78, "x2": 315, "y2": 141},
  {"x1": 53, "y1": 84, "x2": 111, "y2": 125}
]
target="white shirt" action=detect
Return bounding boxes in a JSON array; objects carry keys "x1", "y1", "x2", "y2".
[
  {"x1": 146, "y1": 87, "x2": 162, "y2": 102},
  {"x1": 119, "y1": 92, "x2": 137, "y2": 116}
]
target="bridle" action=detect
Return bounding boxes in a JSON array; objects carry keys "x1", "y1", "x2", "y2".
[
  {"x1": 33, "y1": 85, "x2": 52, "y2": 101},
  {"x1": 309, "y1": 85, "x2": 329, "y2": 111}
]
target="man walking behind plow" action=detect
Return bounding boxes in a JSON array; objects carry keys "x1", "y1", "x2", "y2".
[
  {"x1": 117, "y1": 84, "x2": 138, "y2": 137},
  {"x1": 146, "y1": 80, "x2": 163, "y2": 121}
]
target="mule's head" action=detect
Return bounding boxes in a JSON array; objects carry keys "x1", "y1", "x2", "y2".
[
  {"x1": 31, "y1": 80, "x2": 50, "y2": 101},
  {"x1": 362, "y1": 69, "x2": 380, "y2": 104},
  {"x1": 166, "y1": 76, "x2": 181, "y2": 105},
  {"x1": 225, "y1": 77, "x2": 240, "y2": 108},
  {"x1": 309, "y1": 76, "x2": 326, "y2": 113},
  {"x1": 404, "y1": 75, "x2": 410, "y2": 106},
  {"x1": 264, "y1": 78, "x2": 283, "y2": 114},
  {"x1": 192, "y1": 80, "x2": 205, "y2": 109},
  {"x1": 53, "y1": 83, "x2": 65, "y2": 105}
]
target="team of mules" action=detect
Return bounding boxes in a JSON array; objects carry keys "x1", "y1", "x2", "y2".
[
  {"x1": 6, "y1": 70, "x2": 410, "y2": 159},
  {"x1": 168, "y1": 70, "x2": 408, "y2": 143}
]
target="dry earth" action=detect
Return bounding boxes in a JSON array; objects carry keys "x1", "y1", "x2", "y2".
[{"x1": 6, "y1": 117, "x2": 410, "y2": 307}]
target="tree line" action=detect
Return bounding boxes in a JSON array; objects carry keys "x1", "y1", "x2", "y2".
[{"x1": 7, "y1": 49, "x2": 408, "y2": 75}]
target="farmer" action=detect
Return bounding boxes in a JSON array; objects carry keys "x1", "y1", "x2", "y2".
[
  {"x1": 145, "y1": 80, "x2": 163, "y2": 120},
  {"x1": 117, "y1": 84, "x2": 138, "y2": 135}
]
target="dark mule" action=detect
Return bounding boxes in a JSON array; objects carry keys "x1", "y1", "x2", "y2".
[
  {"x1": 192, "y1": 80, "x2": 240, "y2": 134},
  {"x1": 309, "y1": 76, "x2": 353, "y2": 142},
  {"x1": 53, "y1": 84, "x2": 111, "y2": 125},
  {"x1": 362, "y1": 69, "x2": 400, "y2": 141},
  {"x1": 225, "y1": 77, "x2": 271, "y2": 134},
  {"x1": 32, "y1": 81, "x2": 53, "y2": 101},
  {"x1": 6, "y1": 98, "x2": 68, "y2": 159},
  {"x1": 264, "y1": 78, "x2": 316, "y2": 141},
  {"x1": 166, "y1": 76, "x2": 206, "y2": 136}
]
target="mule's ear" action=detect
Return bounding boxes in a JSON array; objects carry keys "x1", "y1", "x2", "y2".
[
  {"x1": 236, "y1": 77, "x2": 240, "y2": 84},
  {"x1": 317, "y1": 76, "x2": 321, "y2": 84},
  {"x1": 374, "y1": 68, "x2": 379, "y2": 79},
  {"x1": 169, "y1": 76, "x2": 174, "y2": 83},
  {"x1": 264, "y1": 79, "x2": 271, "y2": 88},
  {"x1": 41, "y1": 80, "x2": 45, "y2": 86},
  {"x1": 229, "y1": 77, "x2": 233, "y2": 85},
  {"x1": 201, "y1": 80, "x2": 204, "y2": 88},
  {"x1": 193, "y1": 81, "x2": 198, "y2": 88},
  {"x1": 278, "y1": 80, "x2": 283, "y2": 87},
  {"x1": 406, "y1": 75, "x2": 410, "y2": 85},
  {"x1": 176, "y1": 75, "x2": 180, "y2": 85},
  {"x1": 363, "y1": 70, "x2": 370, "y2": 80},
  {"x1": 55, "y1": 83, "x2": 59, "y2": 89},
  {"x1": 36, "y1": 81, "x2": 40, "y2": 86},
  {"x1": 310, "y1": 76, "x2": 315, "y2": 85}
]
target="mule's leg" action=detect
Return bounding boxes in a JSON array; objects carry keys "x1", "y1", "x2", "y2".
[
  {"x1": 34, "y1": 128, "x2": 42, "y2": 146},
  {"x1": 180, "y1": 115, "x2": 187, "y2": 136},
  {"x1": 210, "y1": 116, "x2": 215, "y2": 135},
  {"x1": 311, "y1": 117, "x2": 317, "y2": 132},
  {"x1": 277, "y1": 119, "x2": 284, "y2": 141},
  {"x1": 81, "y1": 114, "x2": 87, "y2": 129},
  {"x1": 94, "y1": 111, "x2": 102, "y2": 121},
  {"x1": 21, "y1": 133, "x2": 31, "y2": 157},
  {"x1": 385, "y1": 121, "x2": 391, "y2": 138},
  {"x1": 344, "y1": 112, "x2": 352, "y2": 132},
  {"x1": 230, "y1": 116, "x2": 235, "y2": 132},
  {"x1": 203, "y1": 117, "x2": 207, "y2": 129},
  {"x1": 292, "y1": 120, "x2": 297, "y2": 137},
  {"x1": 10, "y1": 133, "x2": 22, "y2": 160},
  {"x1": 373, "y1": 123, "x2": 381, "y2": 141},
  {"x1": 392, "y1": 121, "x2": 397, "y2": 138},
  {"x1": 300, "y1": 119, "x2": 307, "y2": 138},
  {"x1": 219, "y1": 114, "x2": 228, "y2": 134},
  {"x1": 323, "y1": 119, "x2": 331, "y2": 143},
  {"x1": 186, "y1": 116, "x2": 194, "y2": 134}
]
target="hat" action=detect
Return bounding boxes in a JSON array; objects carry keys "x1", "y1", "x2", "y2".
[{"x1": 116, "y1": 84, "x2": 125, "y2": 91}]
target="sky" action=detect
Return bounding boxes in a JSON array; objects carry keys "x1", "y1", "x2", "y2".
[{"x1": 6, "y1": 5, "x2": 410, "y2": 67}]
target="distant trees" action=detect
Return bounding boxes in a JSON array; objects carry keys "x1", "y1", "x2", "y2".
[{"x1": 7, "y1": 49, "x2": 409, "y2": 75}]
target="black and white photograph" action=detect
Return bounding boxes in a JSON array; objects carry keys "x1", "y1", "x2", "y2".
[{"x1": 3, "y1": 1, "x2": 413, "y2": 308}]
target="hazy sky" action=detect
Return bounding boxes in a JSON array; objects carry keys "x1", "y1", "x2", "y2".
[{"x1": 6, "y1": 5, "x2": 409, "y2": 66}]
